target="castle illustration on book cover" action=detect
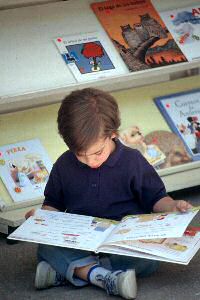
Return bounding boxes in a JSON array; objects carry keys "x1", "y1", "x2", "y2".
[{"x1": 91, "y1": 0, "x2": 187, "y2": 72}]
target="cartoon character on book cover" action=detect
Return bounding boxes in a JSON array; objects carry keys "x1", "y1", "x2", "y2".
[
  {"x1": 178, "y1": 116, "x2": 200, "y2": 154},
  {"x1": 91, "y1": 0, "x2": 187, "y2": 72},
  {"x1": 160, "y1": 6, "x2": 200, "y2": 61}
]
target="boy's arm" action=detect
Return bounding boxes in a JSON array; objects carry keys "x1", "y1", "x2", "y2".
[
  {"x1": 42, "y1": 205, "x2": 59, "y2": 211},
  {"x1": 153, "y1": 196, "x2": 193, "y2": 213}
]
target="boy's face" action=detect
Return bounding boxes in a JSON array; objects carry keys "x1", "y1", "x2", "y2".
[{"x1": 76, "y1": 134, "x2": 116, "y2": 169}]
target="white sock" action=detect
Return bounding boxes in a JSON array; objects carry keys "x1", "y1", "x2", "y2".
[{"x1": 87, "y1": 264, "x2": 110, "y2": 289}]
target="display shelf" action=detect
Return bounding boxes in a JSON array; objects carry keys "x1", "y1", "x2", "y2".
[
  {"x1": 0, "y1": 0, "x2": 60, "y2": 10},
  {"x1": 1, "y1": 0, "x2": 200, "y2": 232},
  {"x1": 0, "y1": 205, "x2": 41, "y2": 234},
  {"x1": 0, "y1": 0, "x2": 200, "y2": 113},
  {"x1": 1, "y1": 75, "x2": 200, "y2": 231}
]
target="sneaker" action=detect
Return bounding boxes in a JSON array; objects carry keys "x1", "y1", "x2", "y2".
[
  {"x1": 35, "y1": 261, "x2": 65, "y2": 289},
  {"x1": 104, "y1": 269, "x2": 137, "y2": 299}
]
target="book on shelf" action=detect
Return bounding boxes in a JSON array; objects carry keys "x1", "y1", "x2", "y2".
[
  {"x1": 53, "y1": 31, "x2": 126, "y2": 82},
  {"x1": 160, "y1": 5, "x2": 200, "y2": 61},
  {"x1": 91, "y1": 0, "x2": 187, "y2": 73},
  {"x1": 0, "y1": 139, "x2": 52, "y2": 203},
  {"x1": 154, "y1": 89, "x2": 200, "y2": 161},
  {"x1": 8, "y1": 207, "x2": 200, "y2": 265},
  {"x1": 119, "y1": 126, "x2": 166, "y2": 167},
  {"x1": 144, "y1": 130, "x2": 192, "y2": 169}
]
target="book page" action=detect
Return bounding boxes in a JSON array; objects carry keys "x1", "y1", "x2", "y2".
[
  {"x1": 8, "y1": 209, "x2": 116, "y2": 251},
  {"x1": 100, "y1": 229, "x2": 200, "y2": 265},
  {"x1": 0, "y1": 139, "x2": 52, "y2": 203},
  {"x1": 102, "y1": 210, "x2": 199, "y2": 245}
]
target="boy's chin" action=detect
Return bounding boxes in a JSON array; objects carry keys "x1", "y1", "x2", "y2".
[{"x1": 89, "y1": 164, "x2": 101, "y2": 169}]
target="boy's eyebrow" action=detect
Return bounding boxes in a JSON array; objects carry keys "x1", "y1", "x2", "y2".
[
  {"x1": 78, "y1": 139, "x2": 107, "y2": 157},
  {"x1": 80, "y1": 145, "x2": 105, "y2": 157}
]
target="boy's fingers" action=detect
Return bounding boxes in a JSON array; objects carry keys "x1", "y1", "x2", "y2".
[
  {"x1": 25, "y1": 208, "x2": 35, "y2": 219},
  {"x1": 177, "y1": 200, "x2": 192, "y2": 212}
]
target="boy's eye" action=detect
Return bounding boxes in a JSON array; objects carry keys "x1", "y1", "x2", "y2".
[{"x1": 95, "y1": 150, "x2": 103, "y2": 156}]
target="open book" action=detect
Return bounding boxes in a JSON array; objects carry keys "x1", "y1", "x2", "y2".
[{"x1": 8, "y1": 208, "x2": 200, "y2": 265}]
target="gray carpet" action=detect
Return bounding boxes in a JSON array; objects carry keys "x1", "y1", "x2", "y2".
[{"x1": 0, "y1": 187, "x2": 199, "y2": 300}]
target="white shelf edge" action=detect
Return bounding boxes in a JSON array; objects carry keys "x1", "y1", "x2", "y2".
[
  {"x1": 0, "y1": 0, "x2": 61, "y2": 10},
  {"x1": 1, "y1": 60, "x2": 200, "y2": 114},
  {"x1": 158, "y1": 161, "x2": 200, "y2": 192},
  {"x1": 158, "y1": 160, "x2": 200, "y2": 176}
]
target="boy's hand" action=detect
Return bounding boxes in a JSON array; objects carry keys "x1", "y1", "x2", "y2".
[
  {"x1": 25, "y1": 208, "x2": 35, "y2": 219},
  {"x1": 171, "y1": 200, "x2": 193, "y2": 213},
  {"x1": 153, "y1": 196, "x2": 193, "y2": 213},
  {"x1": 25, "y1": 205, "x2": 59, "y2": 219}
]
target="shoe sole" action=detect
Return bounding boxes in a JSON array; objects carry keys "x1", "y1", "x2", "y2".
[
  {"x1": 35, "y1": 261, "x2": 51, "y2": 290},
  {"x1": 119, "y1": 270, "x2": 137, "y2": 299}
]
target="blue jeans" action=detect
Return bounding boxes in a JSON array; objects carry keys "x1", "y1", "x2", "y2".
[{"x1": 38, "y1": 244, "x2": 159, "y2": 286}]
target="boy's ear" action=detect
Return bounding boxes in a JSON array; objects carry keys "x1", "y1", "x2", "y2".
[{"x1": 111, "y1": 133, "x2": 117, "y2": 139}]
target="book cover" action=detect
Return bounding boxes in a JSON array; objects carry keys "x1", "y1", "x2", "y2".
[
  {"x1": 160, "y1": 5, "x2": 200, "y2": 61},
  {"x1": 119, "y1": 126, "x2": 166, "y2": 167},
  {"x1": 154, "y1": 89, "x2": 200, "y2": 161},
  {"x1": 53, "y1": 31, "x2": 126, "y2": 82},
  {"x1": 91, "y1": 0, "x2": 187, "y2": 72},
  {"x1": 8, "y1": 208, "x2": 200, "y2": 264},
  {"x1": 144, "y1": 130, "x2": 192, "y2": 169},
  {"x1": 0, "y1": 139, "x2": 52, "y2": 203}
]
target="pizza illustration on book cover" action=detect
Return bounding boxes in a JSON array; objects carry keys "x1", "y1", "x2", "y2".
[{"x1": 91, "y1": 0, "x2": 187, "y2": 72}]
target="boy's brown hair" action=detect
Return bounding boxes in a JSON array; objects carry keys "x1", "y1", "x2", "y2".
[{"x1": 57, "y1": 88, "x2": 120, "y2": 153}]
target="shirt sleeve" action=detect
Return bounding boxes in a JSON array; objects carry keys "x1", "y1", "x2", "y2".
[
  {"x1": 43, "y1": 163, "x2": 66, "y2": 211},
  {"x1": 130, "y1": 151, "x2": 167, "y2": 213}
]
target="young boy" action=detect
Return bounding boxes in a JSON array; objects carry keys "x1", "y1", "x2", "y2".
[{"x1": 28, "y1": 88, "x2": 192, "y2": 299}]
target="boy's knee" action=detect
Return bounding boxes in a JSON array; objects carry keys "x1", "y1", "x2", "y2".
[{"x1": 137, "y1": 259, "x2": 159, "y2": 278}]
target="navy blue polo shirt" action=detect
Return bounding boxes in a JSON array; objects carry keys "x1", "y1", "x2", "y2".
[{"x1": 43, "y1": 140, "x2": 167, "y2": 220}]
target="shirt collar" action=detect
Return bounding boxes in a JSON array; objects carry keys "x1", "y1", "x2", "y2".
[{"x1": 104, "y1": 139, "x2": 124, "y2": 167}]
